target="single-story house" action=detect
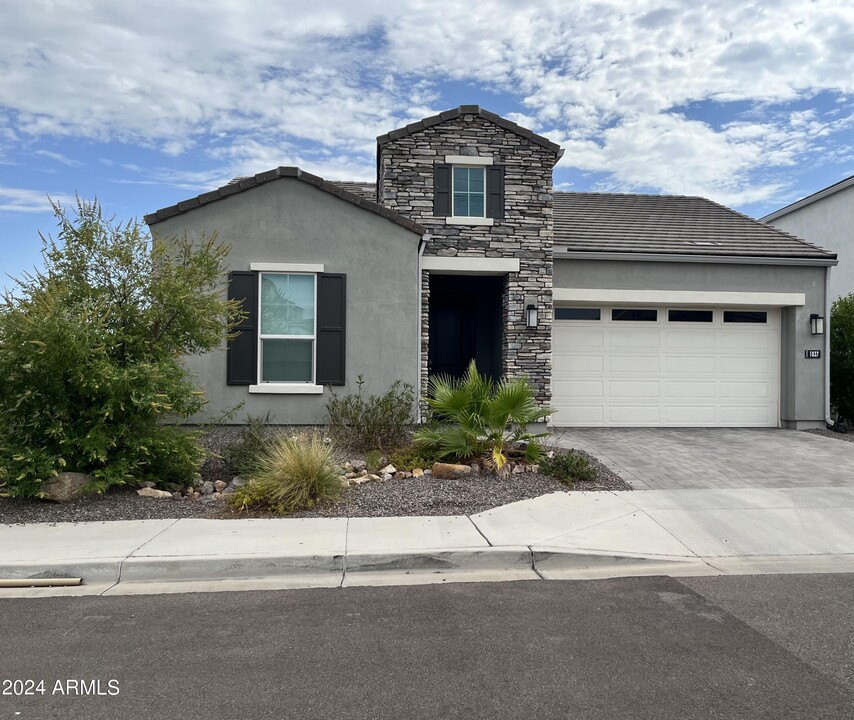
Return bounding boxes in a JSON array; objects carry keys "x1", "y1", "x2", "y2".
[
  {"x1": 146, "y1": 105, "x2": 837, "y2": 429},
  {"x1": 761, "y1": 174, "x2": 854, "y2": 301}
]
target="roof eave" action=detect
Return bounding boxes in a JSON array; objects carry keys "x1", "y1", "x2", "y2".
[
  {"x1": 760, "y1": 174, "x2": 854, "y2": 222},
  {"x1": 144, "y1": 167, "x2": 426, "y2": 236},
  {"x1": 556, "y1": 248, "x2": 838, "y2": 267}
]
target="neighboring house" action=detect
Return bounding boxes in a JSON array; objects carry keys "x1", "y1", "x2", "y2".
[
  {"x1": 146, "y1": 105, "x2": 837, "y2": 429},
  {"x1": 761, "y1": 174, "x2": 854, "y2": 301}
]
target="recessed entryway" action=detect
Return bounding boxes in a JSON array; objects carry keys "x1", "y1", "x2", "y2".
[{"x1": 428, "y1": 274, "x2": 503, "y2": 382}]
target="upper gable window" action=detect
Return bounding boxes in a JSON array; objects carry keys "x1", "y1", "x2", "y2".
[
  {"x1": 433, "y1": 162, "x2": 504, "y2": 222},
  {"x1": 453, "y1": 166, "x2": 485, "y2": 217}
]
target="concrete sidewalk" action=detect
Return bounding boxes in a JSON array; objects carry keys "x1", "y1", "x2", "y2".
[{"x1": 3, "y1": 487, "x2": 854, "y2": 596}]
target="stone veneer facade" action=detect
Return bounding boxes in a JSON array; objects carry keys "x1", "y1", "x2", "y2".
[{"x1": 377, "y1": 112, "x2": 558, "y2": 406}]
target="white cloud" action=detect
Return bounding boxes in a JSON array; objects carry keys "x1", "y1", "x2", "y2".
[
  {"x1": 34, "y1": 150, "x2": 82, "y2": 167},
  {"x1": 0, "y1": 185, "x2": 76, "y2": 213},
  {"x1": 0, "y1": 0, "x2": 852, "y2": 205}
]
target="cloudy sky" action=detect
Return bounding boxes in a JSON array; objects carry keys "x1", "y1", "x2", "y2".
[{"x1": 2, "y1": 0, "x2": 853, "y2": 284}]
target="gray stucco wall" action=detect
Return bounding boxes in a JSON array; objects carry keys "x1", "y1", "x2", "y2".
[
  {"x1": 150, "y1": 178, "x2": 422, "y2": 424},
  {"x1": 766, "y1": 184, "x2": 853, "y2": 301},
  {"x1": 554, "y1": 258, "x2": 828, "y2": 427}
]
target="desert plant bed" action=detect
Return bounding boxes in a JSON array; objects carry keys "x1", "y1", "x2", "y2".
[{"x1": 0, "y1": 425, "x2": 629, "y2": 524}]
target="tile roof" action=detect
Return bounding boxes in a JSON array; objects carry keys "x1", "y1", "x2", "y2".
[
  {"x1": 377, "y1": 105, "x2": 564, "y2": 158},
  {"x1": 144, "y1": 167, "x2": 425, "y2": 235},
  {"x1": 554, "y1": 192, "x2": 835, "y2": 260},
  {"x1": 330, "y1": 181, "x2": 377, "y2": 201}
]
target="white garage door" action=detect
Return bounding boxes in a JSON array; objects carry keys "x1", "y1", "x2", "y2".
[{"x1": 552, "y1": 307, "x2": 781, "y2": 427}]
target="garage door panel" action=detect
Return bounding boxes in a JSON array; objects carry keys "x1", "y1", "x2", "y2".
[
  {"x1": 553, "y1": 380, "x2": 603, "y2": 399},
  {"x1": 553, "y1": 328, "x2": 604, "y2": 351},
  {"x1": 665, "y1": 332, "x2": 716, "y2": 349},
  {"x1": 609, "y1": 380, "x2": 661, "y2": 399},
  {"x1": 609, "y1": 331, "x2": 660, "y2": 349},
  {"x1": 664, "y1": 406, "x2": 717, "y2": 425},
  {"x1": 719, "y1": 381, "x2": 771, "y2": 399},
  {"x1": 555, "y1": 355, "x2": 605, "y2": 373},
  {"x1": 719, "y1": 405, "x2": 776, "y2": 426},
  {"x1": 720, "y1": 356, "x2": 774, "y2": 375},
  {"x1": 609, "y1": 355, "x2": 660, "y2": 373},
  {"x1": 609, "y1": 405, "x2": 661, "y2": 424},
  {"x1": 664, "y1": 381, "x2": 716, "y2": 399},
  {"x1": 719, "y1": 332, "x2": 775, "y2": 351},
  {"x1": 552, "y1": 307, "x2": 780, "y2": 427},
  {"x1": 665, "y1": 355, "x2": 716, "y2": 374}
]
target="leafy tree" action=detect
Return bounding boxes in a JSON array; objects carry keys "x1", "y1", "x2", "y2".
[
  {"x1": 414, "y1": 361, "x2": 551, "y2": 477},
  {"x1": 830, "y1": 293, "x2": 854, "y2": 424},
  {"x1": 0, "y1": 197, "x2": 242, "y2": 497}
]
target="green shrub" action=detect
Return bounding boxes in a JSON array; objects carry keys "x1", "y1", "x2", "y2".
[
  {"x1": 0, "y1": 198, "x2": 241, "y2": 497},
  {"x1": 325, "y1": 376, "x2": 416, "y2": 450},
  {"x1": 228, "y1": 431, "x2": 343, "y2": 514},
  {"x1": 387, "y1": 445, "x2": 437, "y2": 471},
  {"x1": 365, "y1": 449, "x2": 385, "y2": 473},
  {"x1": 539, "y1": 450, "x2": 597, "y2": 486},
  {"x1": 221, "y1": 414, "x2": 274, "y2": 477},
  {"x1": 831, "y1": 294, "x2": 854, "y2": 424},
  {"x1": 414, "y1": 361, "x2": 551, "y2": 477}
]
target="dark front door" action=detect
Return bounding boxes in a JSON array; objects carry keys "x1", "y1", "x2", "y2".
[{"x1": 428, "y1": 274, "x2": 502, "y2": 382}]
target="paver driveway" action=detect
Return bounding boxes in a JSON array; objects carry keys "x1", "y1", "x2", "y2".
[{"x1": 552, "y1": 428, "x2": 854, "y2": 490}]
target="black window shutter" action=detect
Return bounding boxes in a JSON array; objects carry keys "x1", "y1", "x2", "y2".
[
  {"x1": 433, "y1": 164, "x2": 451, "y2": 216},
  {"x1": 226, "y1": 271, "x2": 258, "y2": 386},
  {"x1": 316, "y1": 273, "x2": 346, "y2": 386},
  {"x1": 486, "y1": 165, "x2": 505, "y2": 219}
]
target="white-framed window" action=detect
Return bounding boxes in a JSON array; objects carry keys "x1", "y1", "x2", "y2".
[
  {"x1": 452, "y1": 166, "x2": 486, "y2": 217},
  {"x1": 258, "y1": 272, "x2": 316, "y2": 384}
]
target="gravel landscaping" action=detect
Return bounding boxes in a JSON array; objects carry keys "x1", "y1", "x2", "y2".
[
  {"x1": 804, "y1": 427, "x2": 854, "y2": 443},
  {"x1": 0, "y1": 426, "x2": 630, "y2": 524}
]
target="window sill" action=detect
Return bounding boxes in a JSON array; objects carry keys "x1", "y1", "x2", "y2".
[
  {"x1": 248, "y1": 384, "x2": 324, "y2": 395},
  {"x1": 444, "y1": 216, "x2": 494, "y2": 226}
]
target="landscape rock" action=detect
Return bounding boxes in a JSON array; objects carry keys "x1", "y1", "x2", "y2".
[
  {"x1": 431, "y1": 463, "x2": 472, "y2": 479},
  {"x1": 358, "y1": 469, "x2": 369, "y2": 477},
  {"x1": 393, "y1": 472, "x2": 406, "y2": 480},
  {"x1": 382, "y1": 473, "x2": 393, "y2": 482},
  {"x1": 379, "y1": 464, "x2": 397, "y2": 476},
  {"x1": 213, "y1": 480, "x2": 228, "y2": 493},
  {"x1": 230, "y1": 476, "x2": 246, "y2": 488},
  {"x1": 342, "y1": 462, "x2": 354, "y2": 473},
  {"x1": 470, "y1": 463, "x2": 480, "y2": 474},
  {"x1": 139, "y1": 481, "x2": 156, "y2": 489},
  {"x1": 171, "y1": 492, "x2": 184, "y2": 501},
  {"x1": 200, "y1": 481, "x2": 215, "y2": 495},
  {"x1": 512, "y1": 464, "x2": 526, "y2": 474},
  {"x1": 40, "y1": 472, "x2": 93, "y2": 503},
  {"x1": 192, "y1": 473, "x2": 203, "y2": 488},
  {"x1": 137, "y1": 487, "x2": 173, "y2": 499},
  {"x1": 529, "y1": 464, "x2": 539, "y2": 474},
  {"x1": 411, "y1": 468, "x2": 424, "y2": 478},
  {"x1": 350, "y1": 459, "x2": 367, "y2": 471}
]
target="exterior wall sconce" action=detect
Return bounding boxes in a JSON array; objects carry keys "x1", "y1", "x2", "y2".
[
  {"x1": 810, "y1": 313, "x2": 825, "y2": 335},
  {"x1": 525, "y1": 296, "x2": 538, "y2": 328}
]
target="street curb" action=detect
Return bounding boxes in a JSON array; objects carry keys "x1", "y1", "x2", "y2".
[
  {"x1": 0, "y1": 560, "x2": 122, "y2": 584},
  {"x1": 121, "y1": 553, "x2": 344, "y2": 583},
  {"x1": 532, "y1": 547, "x2": 698, "y2": 572},
  {"x1": 344, "y1": 546, "x2": 533, "y2": 575}
]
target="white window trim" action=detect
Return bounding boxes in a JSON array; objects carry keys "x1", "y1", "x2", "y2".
[
  {"x1": 553, "y1": 288, "x2": 806, "y2": 307},
  {"x1": 450, "y1": 164, "x2": 487, "y2": 220},
  {"x1": 250, "y1": 262, "x2": 324, "y2": 273},
  {"x1": 257, "y1": 271, "x2": 318, "y2": 387},
  {"x1": 422, "y1": 257, "x2": 519, "y2": 274},
  {"x1": 248, "y1": 384, "x2": 324, "y2": 394},
  {"x1": 444, "y1": 155, "x2": 493, "y2": 165}
]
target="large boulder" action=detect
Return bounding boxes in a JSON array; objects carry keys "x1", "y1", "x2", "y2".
[
  {"x1": 137, "y1": 487, "x2": 173, "y2": 499},
  {"x1": 431, "y1": 463, "x2": 473, "y2": 479},
  {"x1": 40, "y1": 472, "x2": 93, "y2": 503}
]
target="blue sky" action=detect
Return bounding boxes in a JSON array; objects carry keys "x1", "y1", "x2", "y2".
[{"x1": 2, "y1": 0, "x2": 854, "y2": 288}]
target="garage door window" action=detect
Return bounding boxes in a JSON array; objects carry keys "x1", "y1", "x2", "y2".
[
  {"x1": 556, "y1": 308, "x2": 601, "y2": 320},
  {"x1": 612, "y1": 309, "x2": 657, "y2": 321},
  {"x1": 724, "y1": 311, "x2": 767, "y2": 324},
  {"x1": 668, "y1": 309, "x2": 713, "y2": 323}
]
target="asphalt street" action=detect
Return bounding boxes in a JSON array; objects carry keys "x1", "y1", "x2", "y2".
[{"x1": 0, "y1": 574, "x2": 852, "y2": 719}]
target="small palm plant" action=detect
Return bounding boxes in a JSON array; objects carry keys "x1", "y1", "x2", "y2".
[{"x1": 414, "y1": 361, "x2": 552, "y2": 477}]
